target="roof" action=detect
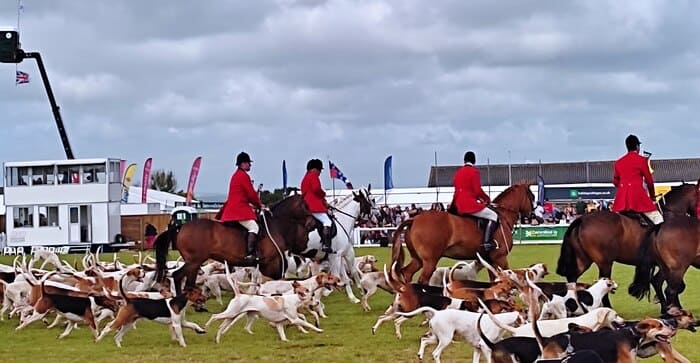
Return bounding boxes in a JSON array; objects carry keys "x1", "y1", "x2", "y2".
[
  {"x1": 428, "y1": 158, "x2": 700, "y2": 187},
  {"x1": 4, "y1": 158, "x2": 119, "y2": 167},
  {"x1": 126, "y1": 186, "x2": 196, "y2": 211}
]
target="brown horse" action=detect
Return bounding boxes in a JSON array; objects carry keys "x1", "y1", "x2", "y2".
[
  {"x1": 556, "y1": 181, "x2": 698, "y2": 308},
  {"x1": 155, "y1": 195, "x2": 315, "y2": 294},
  {"x1": 391, "y1": 182, "x2": 535, "y2": 284},
  {"x1": 629, "y1": 215, "x2": 700, "y2": 313}
]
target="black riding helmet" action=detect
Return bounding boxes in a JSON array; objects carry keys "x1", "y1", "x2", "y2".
[
  {"x1": 464, "y1": 151, "x2": 476, "y2": 164},
  {"x1": 236, "y1": 152, "x2": 252, "y2": 166},
  {"x1": 306, "y1": 158, "x2": 324, "y2": 171},
  {"x1": 625, "y1": 135, "x2": 641, "y2": 151}
]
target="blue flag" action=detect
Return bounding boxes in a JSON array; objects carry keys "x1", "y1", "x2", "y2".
[
  {"x1": 384, "y1": 156, "x2": 393, "y2": 190},
  {"x1": 282, "y1": 160, "x2": 288, "y2": 196},
  {"x1": 536, "y1": 174, "x2": 545, "y2": 205}
]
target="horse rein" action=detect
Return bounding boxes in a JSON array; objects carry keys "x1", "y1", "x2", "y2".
[{"x1": 259, "y1": 210, "x2": 286, "y2": 275}]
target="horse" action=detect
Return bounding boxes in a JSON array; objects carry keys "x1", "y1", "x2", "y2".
[
  {"x1": 629, "y1": 213, "x2": 700, "y2": 313},
  {"x1": 391, "y1": 182, "x2": 535, "y2": 285},
  {"x1": 298, "y1": 187, "x2": 374, "y2": 304},
  {"x1": 155, "y1": 194, "x2": 316, "y2": 294},
  {"x1": 556, "y1": 181, "x2": 698, "y2": 308}
]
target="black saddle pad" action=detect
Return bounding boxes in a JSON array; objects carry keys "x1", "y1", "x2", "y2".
[{"x1": 619, "y1": 211, "x2": 652, "y2": 227}]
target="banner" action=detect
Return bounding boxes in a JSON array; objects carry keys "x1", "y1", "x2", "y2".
[
  {"x1": 120, "y1": 163, "x2": 137, "y2": 203},
  {"x1": 185, "y1": 156, "x2": 202, "y2": 206},
  {"x1": 545, "y1": 187, "x2": 616, "y2": 201},
  {"x1": 141, "y1": 158, "x2": 153, "y2": 203},
  {"x1": 282, "y1": 160, "x2": 288, "y2": 196},
  {"x1": 329, "y1": 160, "x2": 353, "y2": 189},
  {"x1": 513, "y1": 225, "x2": 568, "y2": 241},
  {"x1": 384, "y1": 156, "x2": 393, "y2": 190},
  {"x1": 119, "y1": 160, "x2": 126, "y2": 181},
  {"x1": 536, "y1": 175, "x2": 545, "y2": 205}
]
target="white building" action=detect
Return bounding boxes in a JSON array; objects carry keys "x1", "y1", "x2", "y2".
[{"x1": 3, "y1": 158, "x2": 122, "y2": 248}]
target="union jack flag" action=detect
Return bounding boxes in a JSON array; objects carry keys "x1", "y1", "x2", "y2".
[
  {"x1": 15, "y1": 70, "x2": 29, "y2": 85},
  {"x1": 328, "y1": 161, "x2": 354, "y2": 189}
]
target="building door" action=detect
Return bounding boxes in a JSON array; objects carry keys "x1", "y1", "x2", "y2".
[
  {"x1": 69, "y1": 205, "x2": 92, "y2": 243},
  {"x1": 69, "y1": 206, "x2": 80, "y2": 243}
]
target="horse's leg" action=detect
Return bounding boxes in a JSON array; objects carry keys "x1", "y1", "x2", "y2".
[
  {"x1": 596, "y1": 261, "x2": 613, "y2": 308},
  {"x1": 417, "y1": 258, "x2": 437, "y2": 285},
  {"x1": 665, "y1": 268, "x2": 689, "y2": 309},
  {"x1": 402, "y1": 257, "x2": 422, "y2": 283},
  {"x1": 651, "y1": 270, "x2": 667, "y2": 310},
  {"x1": 172, "y1": 265, "x2": 186, "y2": 296}
]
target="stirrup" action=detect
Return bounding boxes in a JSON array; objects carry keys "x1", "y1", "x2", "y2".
[{"x1": 243, "y1": 254, "x2": 259, "y2": 264}]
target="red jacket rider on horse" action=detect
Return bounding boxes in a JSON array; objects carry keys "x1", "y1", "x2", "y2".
[
  {"x1": 452, "y1": 151, "x2": 499, "y2": 251},
  {"x1": 300, "y1": 159, "x2": 334, "y2": 254},
  {"x1": 612, "y1": 135, "x2": 663, "y2": 225},
  {"x1": 218, "y1": 152, "x2": 265, "y2": 263}
]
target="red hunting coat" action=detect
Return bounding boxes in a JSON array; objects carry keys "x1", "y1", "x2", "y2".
[
  {"x1": 219, "y1": 168, "x2": 262, "y2": 221},
  {"x1": 301, "y1": 170, "x2": 328, "y2": 213},
  {"x1": 612, "y1": 151, "x2": 656, "y2": 213},
  {"x1": 453, "y1": 165, "x2": 490, "y2": 214}
]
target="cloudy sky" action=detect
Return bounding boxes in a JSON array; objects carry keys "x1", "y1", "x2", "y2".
[{"x1": 1, "y1": 1, "x2": 699, "y2": 198}]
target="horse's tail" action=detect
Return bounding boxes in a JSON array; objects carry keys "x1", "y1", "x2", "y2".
[
  {"x1": 155, "y1": 227, "x2": 175, "y2": 283},
  {"x1": 556, "y1": 217, "x2": 584, "y2": 281},
  {"x1": 628, "y1": 224, "x2": 662, "y2": 300},
  {"x1": 390, "y1": 219, "x2": 414, "y2": 270}
]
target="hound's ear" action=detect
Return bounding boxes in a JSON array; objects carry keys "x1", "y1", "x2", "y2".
[{"x1": 635, "y1": 320, "x2": 651, "y2": 333}]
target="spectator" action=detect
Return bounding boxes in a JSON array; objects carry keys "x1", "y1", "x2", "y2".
[
  {"x1": 575, "y1": 198, "x2": 587, "y2": 215},
  {"x1": 144, "y1": 223, "x2": 158, "y2": 250},
  {"x1": 533, "y1": 202, "x2": 545, "y2": 224}
]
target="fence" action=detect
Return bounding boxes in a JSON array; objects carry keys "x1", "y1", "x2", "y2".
[
  {"x1": 351, "y1": 224, "x2": 570, "y2": 246},
  {"x1": 120, "y1": 212, "x2": 218, "y2": 247}
]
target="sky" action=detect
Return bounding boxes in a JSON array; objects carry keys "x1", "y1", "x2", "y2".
[{"x1": 1, "y1": 1, "x2": 699, "y2": 198}]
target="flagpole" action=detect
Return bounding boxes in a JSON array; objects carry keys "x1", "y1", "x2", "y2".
[
  {"x1": 487, "y1": 157, "x2": 491, "y2": 196},
  {"x1": 434, "y1": 151, "x2": 439, "y2": 203}
]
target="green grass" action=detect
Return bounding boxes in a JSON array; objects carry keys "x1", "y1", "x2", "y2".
[{"x1": 0, "y1": 245, "x2": 698, "y2": 362}]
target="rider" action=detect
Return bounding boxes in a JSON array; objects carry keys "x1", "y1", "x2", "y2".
[
  {"x1": 612, "y1": 135, "x2": 663, "y2": 225},
  {"x1": 219, "y1": 152, "x2": 265, "y2": 263},
  {"x1": 301, "y1": 159, "x2": 333, "y2": 254},
  {"x1": 452, "y1": 151, "x2": 498, "y2": 252}
]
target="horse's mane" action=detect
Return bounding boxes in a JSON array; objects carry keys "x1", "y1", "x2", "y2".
[
  {"x1": 330, "y1": 193, "x2": 354, "y2": 208},
  {"x1": 270, "y1": 194, "x2": 301, "y2": 213},
  {"x1": 493, "y1": 184, "x2": 519, "y2": 203}
]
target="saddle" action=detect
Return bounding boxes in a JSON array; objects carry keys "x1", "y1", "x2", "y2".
[
  {"x1": 221, "y1": 220, "x2": 262, "y2": 240},
  {"x1": 619, "y1": 211, "x2": 653, "y2": 228},
  {"x1": 446, "y1": 204, "x2": 489, "y2": 232}
]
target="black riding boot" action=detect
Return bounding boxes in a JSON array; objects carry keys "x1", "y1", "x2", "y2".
[
  {"x1": 321, "y1": 226, "x2": 333, "y2": 254},
  {"x1": 244, "y1": 232, "x2": 259, "y2": 264},
  {"x1": 482, "y1": 220, "x2": 498, "y2": 252}
]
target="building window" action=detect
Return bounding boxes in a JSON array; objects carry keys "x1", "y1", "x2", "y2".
[
  {"x1": 7, "y1": 167, "x2": 32, "y2": 186},
  {"x1": 82, "y1": 164, "x2": 106, "y2": 184},
  {"x1": 32, "y1": 166, "x2": 56, "y2": 186},
  {"x1": 109, "y1": 161, "x2": 121, "y2": 183},
  {"x1": 13, "y1": 207, "x2": 33, "y2": 227},
  {"x1": 57, "y1": 165, "x2": 80, "y2": 184},
  {"x1": 70, "y1": 207, "x2": 79, "y2": 223},
  {"x1": 39, "y1": 206, "x2": 59, "y2": 227}
]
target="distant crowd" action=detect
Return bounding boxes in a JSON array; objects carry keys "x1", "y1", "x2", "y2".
[{"x1": 355, "y1": 199, "x2": 616, "y2": 245}]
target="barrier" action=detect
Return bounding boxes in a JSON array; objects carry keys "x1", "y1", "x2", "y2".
[{"x1": 351, "y1": 224, "x2": 570, "y2": 246}]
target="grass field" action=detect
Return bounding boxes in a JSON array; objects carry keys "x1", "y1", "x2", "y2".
[{"x1": 0, "y1": 245, "x2": 698, "y2": 362}]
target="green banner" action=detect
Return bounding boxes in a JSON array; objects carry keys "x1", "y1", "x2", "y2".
[{"x1": 513, "y1": 225, "x2": 568, "y2": 241}]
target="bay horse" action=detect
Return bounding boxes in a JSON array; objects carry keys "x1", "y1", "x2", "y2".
[
  {"x1": 155, "y1": 195, "x2": 316, "y2": 294},
  {"x1": 629, "y1": 213, "x2": 700, "y2": 313},
  {"x1": 391, "y1": 182, "x2": 535, "y2": 284},
  {"x1": 556, "y1": 181, "x2": 698, "y2": 308},
  {"x1": 300, "y1": 187, "x2": 374, "y2": 304}
]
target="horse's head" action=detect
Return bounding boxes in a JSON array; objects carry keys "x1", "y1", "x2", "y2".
[
  {"x1": 271, "y1": 195, "x2": 316, "y2": 231},
  {"x1": 353, "y1": 186, "x2": 375, "y2": 220},
  {"x1": 660, "y1": 182, "x2": 698, "y2": 217},
  {"x1": 494, "y1": 181, "x2": 536, "y2": 216}
]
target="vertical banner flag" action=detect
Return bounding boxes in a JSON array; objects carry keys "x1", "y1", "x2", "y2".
[
  {"x1": 141, "y1": 158, "x2": 153, "y2": 203},
  {"x1": 120, "y1": 163, "x2": 137, "y2": 203},
  {"x1": 536, "y1": 174, "x2": 545, "y2": 205},
  {"x1": 185, "y1": 156, "x2": 202, "y2": 206},
  {"x1": 282, "y1": 160, "x2": 288, "y2": 196},
  {"x1": 329, "y1": 160, "x2": 354, "y2": 189},
  {"x1": 120, "y1": 160, "x2": 126, "y2": 182},
  {"x1": 384, "y1": 156, "x2": 393, "y2": 190}
]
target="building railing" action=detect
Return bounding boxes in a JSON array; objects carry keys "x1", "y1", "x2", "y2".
[{"x1": 351, "y1": 224, "x2": 569, "y2": 246}]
